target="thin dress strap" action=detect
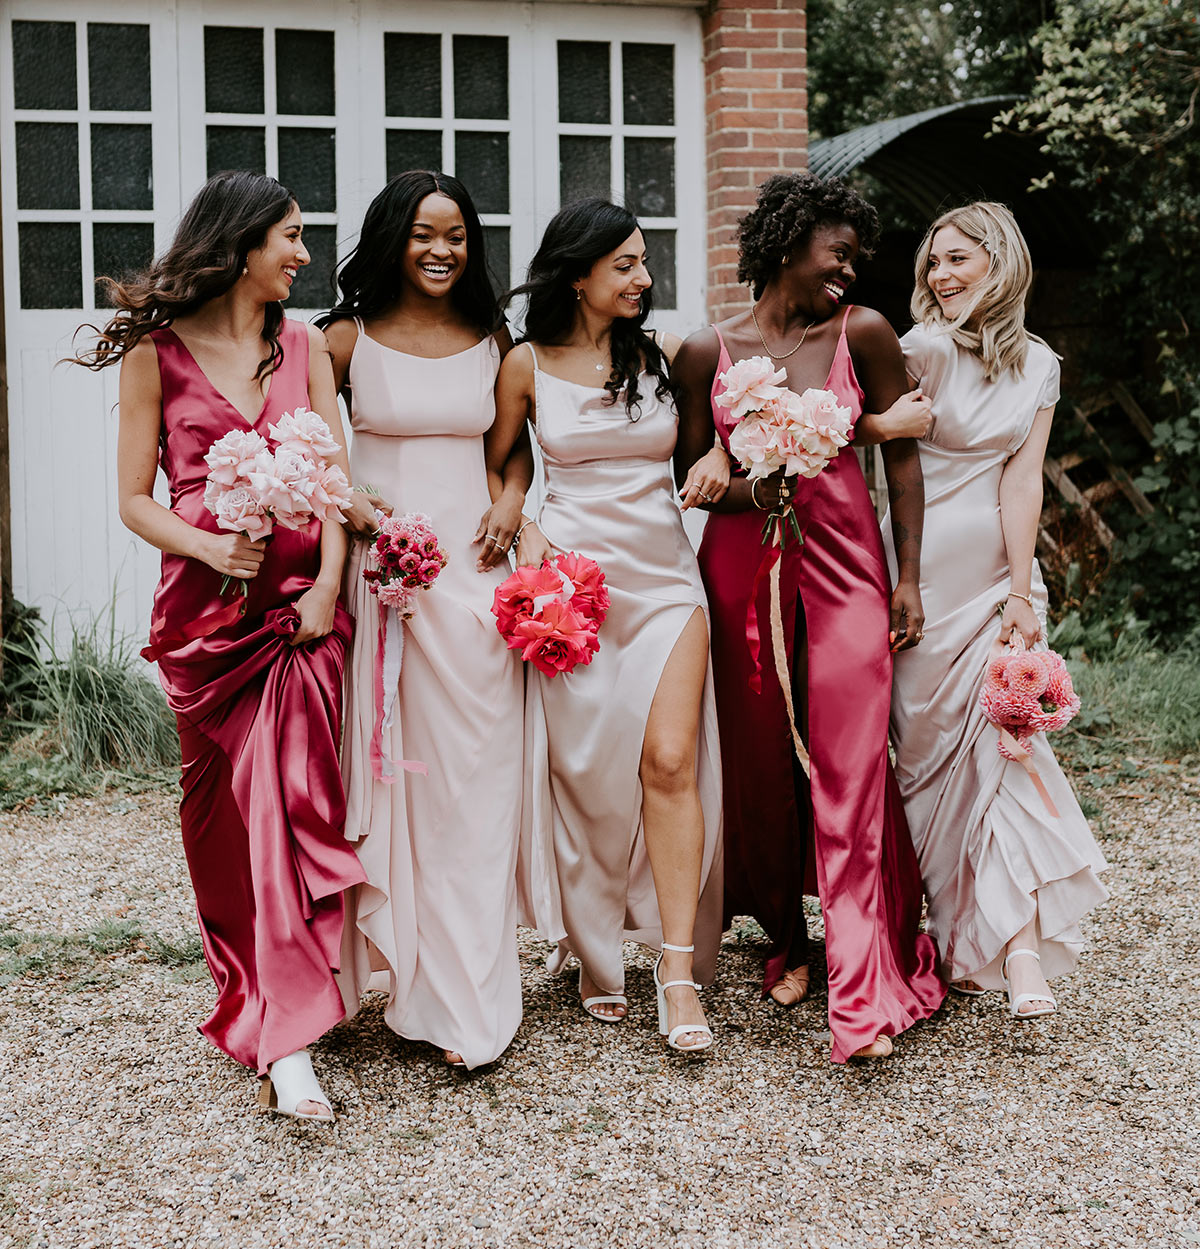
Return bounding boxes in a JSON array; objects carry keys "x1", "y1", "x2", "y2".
[
  {"x1": 353, "y1": 315, "x2": 365, "y2": 334},
  {"x1": 526, "y1": 342, "x2": 540, "y2": 370}
]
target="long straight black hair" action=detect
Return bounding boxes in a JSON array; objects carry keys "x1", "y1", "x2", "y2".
[
  {"x1": 505, "y1": 198, "x2": 671, "y2": 419},
  {"x1": 320, "y1": 170, "x2": 499, "y2": 334},
  {"x1": 73, "y1": 170, "x2": 294, "y2": 377}
]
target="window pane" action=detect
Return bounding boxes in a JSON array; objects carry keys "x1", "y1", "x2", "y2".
[
  {"x1": 386, "y1": 130, "x2": 443, "y2": 179},
  {"x1": 16, "y1": 123, "x2": 79, "y2": 211},
  {"x1": 13, "y1": 21, "x2": 77, "y2": 110},
  {"x1": 455, "y1": 132, "x2": 508, "y2": 214},
  {"x1": 290, "y1": 225, "x2": 336, "y2": 308},
  {"x1": 483, "y1": 226, "x2": 510, "y2": 295},
  {"x1": 558, "y1": 41, "x2": 609, "y2": 125},
  {"x1": 623, "y1": 44, "x2": 674, "y2": 126},
  {"x1": 624, "y1": 137, "x2": 674, "y2": 217},
  {"x1": 278, "y1": 128, "x2": 335, "y2": 212},
  {"x1": 453, "y1": 36, "x2": 507, "y2": 120},
  {"x1": 643, "y1": 229, "x2": 676, "y2": 311},
  {"x1": 88, "y1": 23, "x2": 151, "y2": 111},
  {"x1": 276, "y1": 30, "x2": 334, "y2": 116},
  {"x1": 91, "y1": 124, "x2": 153, "y2": 211},
  {"x1": 19, "y1": 223, "x2": 81, "y2": 309},
  {"x1": 559, "y1": 136, "x2": 611, "y2": 205},
  {"x1": 94, "y1": 223, "x2": 155, "y2": 307},
  {"x1": 205, "y1": 27, "x2": 264, "y2": 113},
  {"x1": 207, "y1": 126, "x2": 266, "y2": 177},
  {"x1": 385, "y1": 33, "x2": 441, "y2": 118}
]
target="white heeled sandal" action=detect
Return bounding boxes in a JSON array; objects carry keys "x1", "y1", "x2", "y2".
[
  {"x1": 1002, "y1": 948, "x2": 1057, "y2": 1019},
  {"x1": 580, "y1": 965, "x2": 627, "y2": 1023},
  {"x1": 258, "y1": 1050, "x2": 335, "y2": 1122},
  {"x1": 654, "y1": 942, "x2": 713, "y2": 1054}
]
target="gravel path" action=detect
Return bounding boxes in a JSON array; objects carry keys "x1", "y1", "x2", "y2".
[{"x1": 1, "y1": 775, "x2": 1197, "y2": 1249}]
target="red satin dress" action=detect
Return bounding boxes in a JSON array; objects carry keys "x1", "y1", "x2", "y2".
[
  {"x1": 142, "y1": 318, "x2": 365, "y2": 1075},
  {"x1": 697, "y1": 308, "x2": 945, "y2": 1062}
]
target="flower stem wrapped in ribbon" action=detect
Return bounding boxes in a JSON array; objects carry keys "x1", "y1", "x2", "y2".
[
  {"x1": 363, "y1": 511, "x2": 447, "y2": 783},
  {"x1": 714, "y1": 356, "x2": 854, "y2": 776},
  {"x1": 492, "y1": 552, "x2": 609, "y2": 677},
  {"x1": 978, "y1": 633, "x2": 1081, "y2": 816}
]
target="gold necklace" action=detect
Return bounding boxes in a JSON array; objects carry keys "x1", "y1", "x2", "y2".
[{"x1": 751, "y1": 302, "x2": 811, "y2": 360}]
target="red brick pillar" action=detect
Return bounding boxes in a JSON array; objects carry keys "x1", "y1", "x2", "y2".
[{"x1": 703, "y1": 0, "x2": 807, "y2": 321}]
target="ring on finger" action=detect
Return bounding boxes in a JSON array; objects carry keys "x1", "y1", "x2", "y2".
[{"x1": 484, "y1": 534, "x2": 498, "y2": 544}]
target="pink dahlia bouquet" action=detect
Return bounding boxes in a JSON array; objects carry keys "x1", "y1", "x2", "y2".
[
  {"x1": 361, "y1": 512, "x2": 448, "y2": 618},
  {"x1": 202, "y1": 408, "x2": 352, "y2": 599},
  {"x1": 715, "y1": 355, "x2": 853, "y2": 548},
  {"x1": 978, "y1": 636, "x2": 1081, "y2": 816},
  {"x1": 492, "y1": 553, "x2": 609, "y2": 677}
]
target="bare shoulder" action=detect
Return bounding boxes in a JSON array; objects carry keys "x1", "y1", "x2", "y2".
[
  {"x1": 672, "y1": 326, "x2": 721, "y2": 382},
  {"x1": 846, "y1": 304, "x2": 900, "y2": 349},
  {"x1": 321, "y1": 316, "x2": 358, "y2": 359},
  {"x1": 120, "y1": 336, "x2": 162, "y2": 397},
  {"x1": 652, "y1": 329, "x2": 685, "y2": 366},
  {"x1": 493, "y1": 322, "x2": 515, "y2": 359},
  {"x1": 304, "y1": 319, "x2": 333, "y2": 356},
  {"x1": 498, "y1": 339, "x2": 536, "y2": 384}
]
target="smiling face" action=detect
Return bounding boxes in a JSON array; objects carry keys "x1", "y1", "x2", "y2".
[
  {"x1": 402, "y1": 193, "x2": 467, "y2": 298},
  {"x1": 925, "y1": 224, "x2": 991, "y2": 317},
  {"x1": 783, "y1": 222, "x2": 860, "y2": 317},
  {"x1": 244, "y1": 202, "x2": 308, "y2": 301},
  {"x1": 574, "y1": 229, "x2": 651, "y2": 320}
]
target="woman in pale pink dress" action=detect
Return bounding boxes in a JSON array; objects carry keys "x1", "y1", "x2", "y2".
[
  {"x1": 885, "y1": 202, "x2": 1108, "y2": 1019},
  {"x1": 323, "y1": 172, "x2": 530, "y2": 1069}
]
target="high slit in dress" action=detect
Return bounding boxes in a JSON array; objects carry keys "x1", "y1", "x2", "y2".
[{"x1": 517, "y1": 350, "x2": 724, "y2": 992}]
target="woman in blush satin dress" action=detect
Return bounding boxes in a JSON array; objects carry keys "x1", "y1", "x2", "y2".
[
  {"x1": 322, "y1": 172, "x2": 529, "y2": 1070},
  {"x1": 77, "y1": 172, "x2": 378, "y2": 1120},
  {"x1": 673, "y1": 173, "x2": 946, "y2": 1061},
  {"x1": 486, "y1": 199, "x2": 731, "y2": 1053},
  {"x1": 886, "y1": 202, "x2": 1108, "y2": 1019}
]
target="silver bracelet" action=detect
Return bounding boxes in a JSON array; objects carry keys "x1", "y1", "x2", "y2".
[{"x1": 514, "y1": 520, "x2": 535, "y2": 547}]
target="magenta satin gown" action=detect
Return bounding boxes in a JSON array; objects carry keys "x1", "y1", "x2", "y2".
[
  {"x1": 143, "y1": 319, "x2": 365, "y2": 1075},
  {"x1": 697, "y1": 308, "x2": 945, "y2": 1062}
]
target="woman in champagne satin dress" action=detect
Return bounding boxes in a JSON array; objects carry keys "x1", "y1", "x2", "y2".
[
  {"x1": 885, "y1": 202, "x2": 1107, "y2": 1018},
  {"x1": 674, "y1": 173, "x2": 946, "y2": 1062},
  {"x1": 487, "y1": 199, "x2": 731, "y2": 1053},
  {"x1": 81, "y1": 172, "x2": 377, "y2": 1120},
  {"x1": 323, "y1": 172, "x2": 529, "y2": 1070}
]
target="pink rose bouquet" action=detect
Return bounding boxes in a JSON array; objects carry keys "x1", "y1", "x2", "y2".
[
  {"x1": 492, "y1": 552, "x2": 608, "y2": 677},
  {"x1": 978, "y1": 636, "x2": 1081, "y2": 815},
  {"x1": 361, "y1": 511, "x2": 448, "y2": 619},
  {"x1": 716, "y1": 355, "x2": 853, "y2": 549},
  {"x1": 202, "y1": 412, "x2": 352, "y2": 602}
]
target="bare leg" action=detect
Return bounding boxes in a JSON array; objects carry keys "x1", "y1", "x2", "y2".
[
  {"x1": 1005, "y1": 910, "x2": 1055, "y2": 1015},
  {"x1": 639, "y1": 609, "x2": 710, "y2": 1048}
]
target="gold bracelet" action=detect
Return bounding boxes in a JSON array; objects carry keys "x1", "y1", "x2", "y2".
[
  {"x1": 750, "y1": 479, "x2": 767, "y2": 511},
  {"x1": 1008, "y1": 591, "x2": 1034, "y2": 607}
]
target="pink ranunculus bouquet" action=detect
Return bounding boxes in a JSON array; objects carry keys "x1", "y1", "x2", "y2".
[
  {"x1": 361, "y1": 511, "x2": 448, "y2": 618},
  {"x1": 978, "y1": 637, "x2": 1081, "y2": 815},
  {"x1": 492, "y1": 552, "x2": 607, "y2": 677},
  {"x1": 715, "y1": 354, "x2": 854, "y2": 548},
  {"x1": 202, "y1": 411, "x2": 352, "y2": 602}
]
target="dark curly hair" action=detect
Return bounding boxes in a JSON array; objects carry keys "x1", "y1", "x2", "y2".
[
  {"x1": 72, "y1": 171, "x2": 294, "y2": 378},
  {"x1": 504, "y1": 198, "x2": 670, "y2": 420},
  {"x1": 736, "y1": 172, "x2": 881, "y2": 300}
]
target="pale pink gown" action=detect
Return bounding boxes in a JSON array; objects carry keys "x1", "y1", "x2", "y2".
[{"x1": 337, "y1": 325, "x2": 523, "y2": 1068}]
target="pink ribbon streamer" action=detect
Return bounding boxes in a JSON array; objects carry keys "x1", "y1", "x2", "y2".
[
  {"x1": 998, "y1": 727, "x2": 1060, "y2": 818},
  {"x1": 369, "y1": 609, "x2": 428, "y2": 785}
]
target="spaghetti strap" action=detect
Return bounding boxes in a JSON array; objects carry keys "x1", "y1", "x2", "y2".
[
  {"x1": 839, "y1": 305, "x2": 853, "y2": 336},
  {"x1": 526, "y1": 342, "x2": 540, "y2": 370},
  {"x1": 353, "y1": 315, "x2": 365, "y2": 334},
  {"x1": 712, "y1": 323, "x2": 730, "y2": 358}
]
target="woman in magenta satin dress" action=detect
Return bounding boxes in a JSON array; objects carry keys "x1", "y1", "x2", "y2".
[
  {"x1": 77, "y1": 172, "x2": 378, "y2": 1119},
  {"x1": 674, "y1": 173, "x2": 946, "y2": 1061}
]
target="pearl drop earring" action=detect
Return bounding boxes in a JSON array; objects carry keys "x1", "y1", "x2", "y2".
[{"x1": 575, "y1": 288, "x2": 582, "y2": 301}]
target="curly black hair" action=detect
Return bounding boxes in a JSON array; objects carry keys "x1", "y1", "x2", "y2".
[{"x1": 736, "y1": 172, "x2": 881, "y2": 299}]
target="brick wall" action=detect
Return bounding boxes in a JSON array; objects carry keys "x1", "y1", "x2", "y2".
[{"x1": 702, "y1": 0, "x2": 807, "y2": 321}]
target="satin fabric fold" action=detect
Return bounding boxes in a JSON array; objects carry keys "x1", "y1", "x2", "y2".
[
  {"x1": 148, "y1": 321, "x2": 365, "y2": 1075},
  {"x1": 699, "y1": 312, "x2": 945, "y2": 1062}
]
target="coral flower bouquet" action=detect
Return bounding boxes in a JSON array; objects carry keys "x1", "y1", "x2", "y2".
[
  {"x1": 492, "y1": 553, "x2": 609, "y2": 677},
  {"x1": 978, "y1": 636, "x2": 1081, "y2": 816},
  {"x1": 715, "y1": 355, "x2": 854, "y2": 548},
  {"x1": 202, "y1": 407, "x2": 352, "y2": 601}
]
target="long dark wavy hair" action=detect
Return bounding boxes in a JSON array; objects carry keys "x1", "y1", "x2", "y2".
[
  {"x1": 319, "y1": 170, "x2": 499, "y2": 334},
  {"x1": 505, "y1": 198, "x2": 670, "y2": 419},
  {"x1": 72, "y1": 171, "x2": 296, "y2": 377},
  {"x1": 737, "y1": 172, "x2": 881, "y2": 300}
]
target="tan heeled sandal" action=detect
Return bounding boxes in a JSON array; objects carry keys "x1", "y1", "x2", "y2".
[{"x1": 768, "y1": 965, "x2": 811, "y2": 1006}]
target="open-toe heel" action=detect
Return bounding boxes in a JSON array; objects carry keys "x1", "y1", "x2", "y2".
[
  {"x1": 258, "y1": 1050, "x2": 335, "y2": 1123},
  {"x1": 654, "y1": 942, "x2": 713, "y2": 1054},
  {"x1": 580, "y1": 966, "x2": 627, "y2": 1023},
  {"x1": 1002, "y1": 947, "x2": 1057, "y2": 1019}
]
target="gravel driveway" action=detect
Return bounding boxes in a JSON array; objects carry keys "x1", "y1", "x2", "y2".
[{"x1": 1, "y1": 775, "x2": 1197, "y2": 1249}]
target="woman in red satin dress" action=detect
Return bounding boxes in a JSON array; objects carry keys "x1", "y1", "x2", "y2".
[
  {"x1": 77, "y1": 172, "x2": 379, "y2": 1118},
  {"x1": 674, "y1": 173, "x2": 946, "y2": 1061}
]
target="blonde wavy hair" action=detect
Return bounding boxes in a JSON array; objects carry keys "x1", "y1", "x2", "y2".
[{"x1": 911, "y1": 201, "x2": 1040, "y2": 381}]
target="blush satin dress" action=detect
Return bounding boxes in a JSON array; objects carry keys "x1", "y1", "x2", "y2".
[
  {"x1": 336, "y1": 326, "x2": 524, "y2": 1069},
  {"x1": 143, "y1": 318, "x2": 365, "y2": 1076},
  {"x1": 697, "y1": 307, "x2": 946, "y2": 1062},
  {"x1": 884, "y1": 325, "x2": 1108, "y2": 988},
  {"x1": 517, "y1": 348, "x2": 724, "y2": 993}
]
